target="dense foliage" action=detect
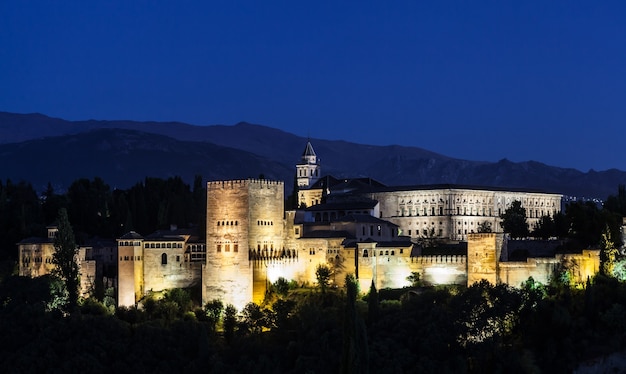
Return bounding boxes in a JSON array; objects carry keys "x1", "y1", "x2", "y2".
[{"x1": 2, "y1": 273, "x2": 626, "y2": 373}]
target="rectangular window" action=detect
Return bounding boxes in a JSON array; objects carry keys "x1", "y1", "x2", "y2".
[
  {"x1": 217, "y1": 244, "x2": 222, "y2": 252},
  {"x1": 234, "y1": 244, "x2": 238, "y2": 252},
  {"x1": 225, "y1": 244, "x2": 230, "y2": 252}
]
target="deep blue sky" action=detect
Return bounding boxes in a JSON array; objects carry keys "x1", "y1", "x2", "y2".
[{"x1": 2, "y1": 1, "x2": 625, "y2": 172}]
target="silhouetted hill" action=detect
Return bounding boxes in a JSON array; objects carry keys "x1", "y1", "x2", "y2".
[
  {"x1": 1, "y1": 111, "x2": 624, "y2": 199},
  {"x1": 0, "y1": 128, "x2": 292, "y2": 191}
]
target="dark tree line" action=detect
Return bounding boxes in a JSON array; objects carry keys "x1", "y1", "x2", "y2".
[
  {"x1": 500, "y1": 186, "x2": 625, "y2": 250},
  {"x1": 0, "y1": 176, "x2": 206, "y2": 262},
  {"x1": 3, "y1": 270, "x2": 626, "y2": 373}
]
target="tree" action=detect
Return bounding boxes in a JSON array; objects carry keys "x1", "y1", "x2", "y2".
[
  {"x1": 367, "y1": 280, "x2": 379, "y2": 326},
  {"x1": 407, "y1": 271, "x2": 422, "y2": 287},
  {"x1": 241, "y1": 302, "x2": 266, "y2": 334},
  {"x1": 315, "y1": 264, "x2": 331, "y2": 293},
  {"x1": 204, "y1": 299, "x2": 224, "y2": 331},
  {"x1": 500, "y1": 200, "x2": 529, "y2": 238},
  {"x1": 600, "y1": 226, "x2": 619, "y2": 277},
  {"x1": 52, "y1": 208, "x2": 79, "y2": 309},
  {"x1": 477, "y1": 221, "x2": 492, "y2": 233},
  {"x1": 285, "y1": 174, "x2": 299, "y2": 210},
  {"x1": 223, "y1": 304, "x2": 238, "y2": 343},
  {"x1": 341, "y1": 274, "x2": 368, "y2": 374},
  {"x1": 272, "y1": 277, "x2": 290, "y2": 298},
  {"x1": 532, "y1": 215, "x2": 555, "y2": 239},
  {"x1": 604, "y1": 184, "x2": 626, "y2": 217}
]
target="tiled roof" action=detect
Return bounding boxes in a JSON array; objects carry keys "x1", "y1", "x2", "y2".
[
  {"x1": 17, "y1": 237, "x2": 53, "y2": 245},
  {"x1": 305, "y1": 200, "x2": 378, "y2": 211},
  {"x1": 300, "y1": 230, "x2": 353, "y2": 239},
  {"x1": 332, "y1": 214, "x2": 396, "y2": 226},
  {"x1": 119, "y1": 231, "x2": 143, "y2": 240},
  {"x1": 302, "y1": 141, "x2": 316, "y2": 157}
]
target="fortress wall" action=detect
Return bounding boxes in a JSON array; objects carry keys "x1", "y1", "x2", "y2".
[
  {"x1": 353, "y1": 254, "x2": 467, "y2": 290},
  {"x1": 79, "y1": 258, "x2": 97, "y2": 298},
  {"x1": 358, "y1": 255, "x2": 412, "y2": 290},
  {"x1": 411, "y1": 255, "x2": 468, "y2": 286},
  {"x1": 251, "y1": 258, "x2": 310, "y2": 303},
  {"x1": 143, "y1": 247, "x2": 200, "y2": 294},
  {"x1": 498, "y1": 259, "x2": 557, "y2": 287},
  {"x1": 559, "y1": 250, "x2": 601, "y2": 285}
]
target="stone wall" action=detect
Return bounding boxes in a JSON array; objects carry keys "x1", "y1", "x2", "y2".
[
  {"x1": 18, "y1": 242, "x2": 56, "y2": 277},
  {"x1": 142, "y1": 247, "x2": 201, "y2": 294},
  {"x1": 410, "y1": 255, "x2": 468, "y2": 286}
]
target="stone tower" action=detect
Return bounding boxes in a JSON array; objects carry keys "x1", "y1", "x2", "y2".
[
  {"x1": 466, "y1": 233, "x2": 504, "y2": 286},
  {"x1": 117, "y1": 231, "x2": 144, "y2": 307},
  {"x1": 203, "y1": 179, "x2": 285, "y2": 310},
  {"x1": 296, "y1": 141, "x2": 321, "y2": 188}
]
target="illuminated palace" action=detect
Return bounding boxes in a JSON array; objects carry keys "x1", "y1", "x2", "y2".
[{"x1": 112, "y1": 142, "x2": 600, "y2": 310}]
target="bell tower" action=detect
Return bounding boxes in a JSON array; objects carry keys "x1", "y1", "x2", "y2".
[{"x1": 296, "y1": 141, "x2": 321, "y2": 189}]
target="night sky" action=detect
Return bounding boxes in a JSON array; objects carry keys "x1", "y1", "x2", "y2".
[{"x1": 2, "y1": 1, "x2": 625, "y2": 172}]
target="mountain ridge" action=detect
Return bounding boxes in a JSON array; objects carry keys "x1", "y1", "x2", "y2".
[{"x1": 1, "y1": 111, "x2": 624, "y2": 199}]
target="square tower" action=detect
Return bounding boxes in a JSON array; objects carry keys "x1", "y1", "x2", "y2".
[{"x1": 203, "y1": 179, "x2": 284, "y2": 310}]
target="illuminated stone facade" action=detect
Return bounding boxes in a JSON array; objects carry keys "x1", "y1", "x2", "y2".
[
  {"x1": 112, "y1": 142, "x2": 601, "y2": 308},
  {"x1": 370, "y1": 187, "x2": 562, "y2": 242},
  {"x1": 18, "y1": 226, "x2": 100, "y2": 298},
  {"x1": 117, "y1": 228, "x2": 204, "y2": 307},
  {"x1": 202, "y1": 179, "x2": 285, "y2": 310}
]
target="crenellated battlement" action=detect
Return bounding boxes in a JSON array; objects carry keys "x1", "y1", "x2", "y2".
[
  {"x1": 412, "y1": 255, "x2": 466, "y2": 264},
  {"x1": 207, "y1": 179, "x2": 284, "y2": 190}
]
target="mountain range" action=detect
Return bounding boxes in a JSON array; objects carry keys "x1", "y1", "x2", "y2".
[{"x1": 1, "y1": 111, "x2": 624, "y2": 200}]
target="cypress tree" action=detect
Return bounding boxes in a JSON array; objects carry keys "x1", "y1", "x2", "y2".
[{"x1": 52, "y1": 208, "x2": 79, "y2": 310}]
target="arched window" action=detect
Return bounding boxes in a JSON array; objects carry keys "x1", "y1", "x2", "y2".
[
  {"x1": 363, "y1": 250, "x2": 369, "y2": 258},
  {"x1": 161, "y1": 253, "x2": 167, "y2": 265}
]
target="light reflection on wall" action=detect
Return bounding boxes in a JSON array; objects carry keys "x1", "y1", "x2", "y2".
[
  {"x1": 266, "y1": 264, "x2": 285, "y2": 284},
  {"x1": 426, "y1": 266, "x2": 459, "y2": 285}
]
